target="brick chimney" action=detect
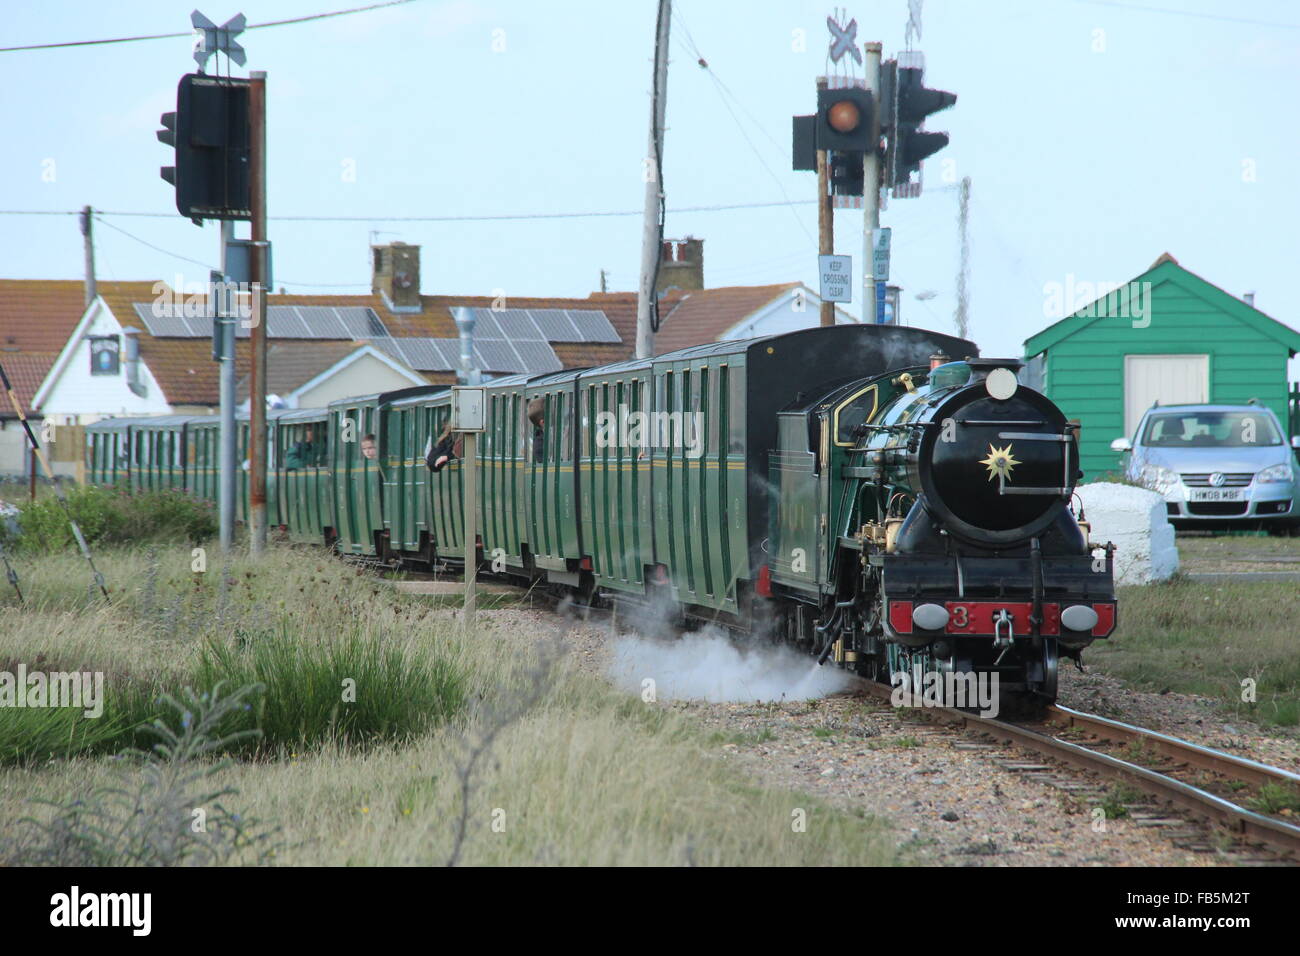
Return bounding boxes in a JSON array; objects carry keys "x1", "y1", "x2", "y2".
[
  {"x1": 371, "y1": 241, "x2": 422, "y2": 312},
  {"x1": 655, "y1": 237, "x2": 704, "y2": 294}
]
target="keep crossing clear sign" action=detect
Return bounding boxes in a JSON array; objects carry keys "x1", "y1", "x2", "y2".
[{"x1": 818, "y1": 254, "x2": 852, "y2": 303}]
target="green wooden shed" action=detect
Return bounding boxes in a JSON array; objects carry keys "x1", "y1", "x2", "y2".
[{"x1": 1023, "y1": 254, "x2": 1300, "y2": 478}]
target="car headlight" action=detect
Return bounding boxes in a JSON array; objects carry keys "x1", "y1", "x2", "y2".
[
  {"x1": 1140, "y1": 464, "x2": 1179, "y2": 492},
  {"x1": 1257, "y1": 464, "x2": 1294, "y2": 483}
]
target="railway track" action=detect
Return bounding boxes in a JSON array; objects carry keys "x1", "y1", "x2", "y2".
[{"x1": 858, "y1": 681, "x2": 1300, "y2": 860}]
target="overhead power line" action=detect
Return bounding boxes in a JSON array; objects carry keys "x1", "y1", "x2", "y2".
[
  {"x1": 0, "y1": 198, "x2": 816, "y2": 223},
  {"x1": 0, "y1": 0, "x2": 422, "y2": 53},
  {"x1": 1061, "y1": 0, "x2": 1300, "y2": 30}
]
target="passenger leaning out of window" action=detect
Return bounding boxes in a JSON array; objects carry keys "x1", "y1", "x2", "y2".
[
  {"x1": 528, "y1": 398, "x2": 545, "y2": 460},
  {"x1": 425, "y1": 420, "x2": 462, "y2": 472}
]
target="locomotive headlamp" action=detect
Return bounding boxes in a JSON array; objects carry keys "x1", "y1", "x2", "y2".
[
  {"x1": 984, "y1": 367, "x2": 1018, "y2": 400},
  {"x1": 912, "y1": 603, "x2": 949, "y2": 631},
  {"x1": 1061, "y1": 604, "x2": 1100, "y2": 632}
]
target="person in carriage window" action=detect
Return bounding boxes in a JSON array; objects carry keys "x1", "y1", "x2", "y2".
[
  {"x1": 527, "y1": 397, "x2": 545, "y2": 461},
  {"x1": 284, "y1": 426, "x2": 318, "y2": 470},
  {"x1": 425, "y1": 419, "x2": 462, "y2": 473}
]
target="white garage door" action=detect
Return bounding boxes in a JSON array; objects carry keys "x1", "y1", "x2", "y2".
[{"x1": 1124, "y1": 354, "x2": 1208, "y2": 439}]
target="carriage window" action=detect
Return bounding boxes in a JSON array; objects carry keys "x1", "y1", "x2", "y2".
[{"x1": 561, "y1": 393, "x2": 573, "y2": 462}]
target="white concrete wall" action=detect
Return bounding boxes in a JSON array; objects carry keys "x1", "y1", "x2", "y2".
[
  {"x1": 1077, "y1": 481, "x2": 1179, "y2": 585},
  {"x1": 37, "y1": 300, "x2": 172, "y2": 423},
  {"x1": 0, "y1": 422, "x2": 33, "y2": 477}
]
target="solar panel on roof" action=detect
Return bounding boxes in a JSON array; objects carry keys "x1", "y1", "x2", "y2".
[
  {"x1": 395, "y1": 339, "x2": 454, "y2": 371},
  {"x1": 133, "y1": 303, "x2": 191, "y2": 337},
  {"x1": 493, "y1": 309, "x2": 544, "y2": 340},
  {"x1": 470, "y1": 308, "x2": 504, "y2": 339},
  {"x1": 474, "y1": 341, "x2": 523, "y2": 373},
  {"x1": 332, "y1": 306, "x2": 386, "y2": 338},
  {"x1": 266, "y1": 308, "x2": 310, "y2": 338},
  {"x1": 565, "y1": 310, "x2": 621, "y2": 343},
  {"x1": 432, "y1": 339, "x2": 463, "y2": 368},
  {"x1": 294, "y1": 306, "x2": 350, "y2": 339},
  {"x1": 185, "y1": 315, "x2": 215, "y2": 338},
  {"x1": 367, "y1": 338, "x2": 405, "y2": 364},
  {"x1": 530, "y1": 309, "x2": 582, "y2": 341},
  {"x1": 512, "y1": 340, "x2": 564, "y2": 373}
]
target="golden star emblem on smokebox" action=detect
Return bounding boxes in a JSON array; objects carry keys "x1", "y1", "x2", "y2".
[{"x1": 980, "y1": 443, "x2": 1021, "y2": 482}]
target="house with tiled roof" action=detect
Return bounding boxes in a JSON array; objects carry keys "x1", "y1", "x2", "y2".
[
  {"x1": 0, "y1": 279, "x2": 92, "y2": 477},
  {"x1": 7, "y1": 237, "x2": 860, "y2": 477}
]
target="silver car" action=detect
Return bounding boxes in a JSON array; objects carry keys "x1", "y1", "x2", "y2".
[{"x1": 1111, "y1": 403, "x2": 1300, "y2": 530}]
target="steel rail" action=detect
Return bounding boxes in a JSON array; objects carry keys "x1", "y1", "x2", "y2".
[
  {"x1": 859, "y1": 682, "x2": 1300, "y2": 858},
  {"x1": 1045, "y1": 705, "x2": 1300, "y2": 791}
]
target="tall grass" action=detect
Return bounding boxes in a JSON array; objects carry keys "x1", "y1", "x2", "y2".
[
  {"x1": 194, "y1": 626, "x2": 466, "y2": 753},
  {"x1": 0, "y1": 543, "x2": 898, "y2": 866}
]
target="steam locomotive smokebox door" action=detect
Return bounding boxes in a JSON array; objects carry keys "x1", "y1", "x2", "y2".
[{"x1": 920, "y1": 360, "x2": 1075, "y2": 545}]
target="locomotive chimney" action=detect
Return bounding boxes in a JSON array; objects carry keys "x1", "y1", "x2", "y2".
[{"x1": 929, "y1": 353, "x2": 948, "y2": 370}]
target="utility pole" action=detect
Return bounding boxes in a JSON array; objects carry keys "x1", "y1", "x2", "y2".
[
  {"x1": 218, "y1": 221, "x2": 236, "y2": 552},
  {"x1": 635, "y1": 0, "x2": 671, "y2": 360},
  {"x1": 79, "y1": 206, "x2": 96, "y2": 309},
  {"x1": 862, "y1": 41, "x2": 882, "y2": 324},
  {"x1": 247, "y1": 70, "x2": 269, "y2": 554},
  {"x1": 815, "y1": 79, "x2": 835, "y2": 328}
]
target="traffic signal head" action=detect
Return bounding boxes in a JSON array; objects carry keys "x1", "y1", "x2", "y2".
[
  {"x1": 792, "y1": 114, "x2": 817, "y2": 171},
  {"x1": 816, "y1": 86, "x2": 873, "y2": 152},
  {"x1": 156, "y1": 73, "x2": 252, "y2": 223},
  {"x1": 828, "y1": 151, "x2": 865, "y2": 197},
  {"x1": 881, "y1": 60, "x2": 956, "y2": 192}
]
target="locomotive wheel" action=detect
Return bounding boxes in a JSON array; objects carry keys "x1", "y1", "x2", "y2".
[{"x1": 1036, "y1": 638, "x2": 1059, "y2": 704}]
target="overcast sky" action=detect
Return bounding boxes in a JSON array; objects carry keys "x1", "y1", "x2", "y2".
[{"x1": 2, "y1": 0, "x2": 1298, "y2": 366}]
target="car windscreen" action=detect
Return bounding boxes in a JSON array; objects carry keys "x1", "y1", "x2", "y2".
[{"x1": 1141, "y1": 410, "x2": 1282, "y2": 447}]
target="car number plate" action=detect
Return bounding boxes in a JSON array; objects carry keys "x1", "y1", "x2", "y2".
[{"x1": 1188, "y1": 488, "x2": 1243, "y2": 501}]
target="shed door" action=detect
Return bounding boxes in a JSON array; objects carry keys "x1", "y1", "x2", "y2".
[{"x1": 1123, "y1": 354, "x2": 1208, "y2": 439}]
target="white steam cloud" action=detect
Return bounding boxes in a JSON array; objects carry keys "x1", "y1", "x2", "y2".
[{"x1": 607, "y1": 629, "x2": 856, "y2": 703}]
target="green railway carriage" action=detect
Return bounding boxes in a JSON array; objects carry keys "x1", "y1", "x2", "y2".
[
  {"x1": 127, "y1": 415, "x2": 193, "y2": 492},
  {"x1": 328, "y1": 386, "x2": 442, "y2": 557},
  {"x1": 85, "y1": 418, "x2": 134, "y2": 486},
  {"x1": 423, "y1": 389, "x2": 467, "y2": 563},
  {"x1": 576, "y1": 359, "x2": 653, "y2": 594},
  {"x1": 328, "y1": 393, "x2": 385, "y2": 555},
  {"x1": 647, "y1": 342, "x2": 749, "y2": 614},
  {"x1": 383, "y1": 388, "x2": 450, "y2": 559},
  {"x1": 479, "y1": 374, "x2": 532, "y2": 571},
  {"x1": 524, "y1": 369, "x2": 584, "y2": 573},
  {"x1": 186, "y1": 417, "x2": 220, "y2": 504},
  {"x1": 275, "y1": 407, "x2": 332, "y2": 543}
]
